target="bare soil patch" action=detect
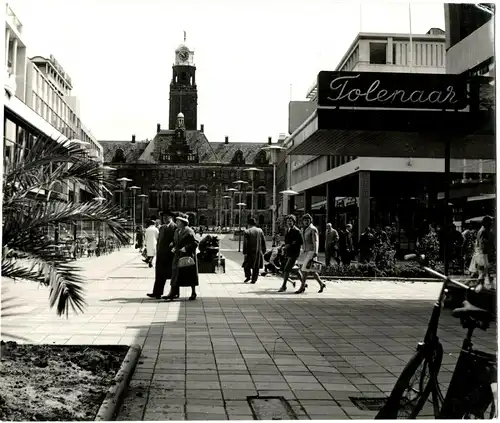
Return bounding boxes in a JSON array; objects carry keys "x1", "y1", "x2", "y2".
[{"x1": 0, "y1": 341, "x2": 128, "y2": 421}]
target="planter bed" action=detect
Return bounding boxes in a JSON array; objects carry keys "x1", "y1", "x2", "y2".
[{"x1": 0, "y1": 342, "x2": 129, "y2": 421}]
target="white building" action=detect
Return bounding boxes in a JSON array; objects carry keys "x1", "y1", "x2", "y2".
[
  {"x1": 4, "y1": 2, "x2": 102, "y2": 203},
  {"x1": 281, "y1": 26, "x2": 494, "y2": 250},
  {"x1": 290, "y1": 29, "x2": 454, "y2": 194},
  {"x1": 443, "y1": 3, "x2": 495, "y2": 225}
]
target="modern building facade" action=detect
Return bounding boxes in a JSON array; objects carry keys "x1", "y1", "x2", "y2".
[
  {"x1": 101, "y1": 40, "x2": 276, "y2": 230},
  {"x1": 279, "y1": 26, "x2": 495, "y2": 253},
  {"x1": 443, "y1": 3, "x2": 495, "y2": 227},
  {"x1": 4, "y1": 2, "x2": 102, "y2": 208}
]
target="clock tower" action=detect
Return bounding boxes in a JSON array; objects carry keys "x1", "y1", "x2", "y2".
[{"x1": 169, "y1": 34, "x2": 198, "y2": 131}]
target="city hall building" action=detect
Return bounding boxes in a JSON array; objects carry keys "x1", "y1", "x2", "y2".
[
  {"x1": 280, "y1": 22, "x2": 494, "y2": 254},
  {"x1": 100, "y1": 41, "x2": 276, "y2": 230}
]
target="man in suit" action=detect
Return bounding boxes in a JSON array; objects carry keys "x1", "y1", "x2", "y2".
[
  {"x1": 147, "y1": 211, "x2": 177, "y2": 299},
  {"x1": 278, "y1": 214, "x2": 303, "y2": 292},
  {"x1": 324, "y1": 223, "x2": 340, "y2": 267},
  {"x1": 242, "y1": 216, "x2": 267, "y2": 284}
]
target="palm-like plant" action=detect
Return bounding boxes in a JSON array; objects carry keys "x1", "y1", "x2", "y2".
[{"x1": 2, "y1": 136, "x2": 130, "y2": 316}]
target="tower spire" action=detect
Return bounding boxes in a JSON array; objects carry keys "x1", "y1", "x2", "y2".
[{"x1": 183, "y1": 31, "x2": 186, "y2": 43}]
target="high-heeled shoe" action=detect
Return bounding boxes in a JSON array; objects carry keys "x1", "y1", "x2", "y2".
[
  {"x1": 294, "y1": 286, "x2": 306, "y2": 294},
  {"x1": 278, "y1": 286, "x2": 287, "y2": 292},
  {"x1": 318, "y1": 283, "x2": 326, "y2": 293},
  {"x1": 189, "y1": 293, "x2": 197, "y2": 301}
]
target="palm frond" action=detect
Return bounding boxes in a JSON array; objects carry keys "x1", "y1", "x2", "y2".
[
  {"x1": 1, "y1": 290, "x2": 30, "y2": 341},
  {"x1": 2, "y1": 134, "x2": 130, "y2": 317},
  {"x1": 2, "y1": 258, "x2": 86, "y2": 316}
]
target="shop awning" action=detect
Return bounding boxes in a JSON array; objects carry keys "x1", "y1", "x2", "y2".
[{"x1": 285, "y1": 72, "x2": 495, "y2": 160}]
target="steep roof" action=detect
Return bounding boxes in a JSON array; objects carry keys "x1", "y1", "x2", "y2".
[
  {"x1": 100, "y1": 140, "x2": 148, "y2": 163},
  {"x1": 101, "y1": 131, "x2": 271, "y2": 165},
  {"x1": 210, "y1": 142, "x2": 269, "y2": 164}
]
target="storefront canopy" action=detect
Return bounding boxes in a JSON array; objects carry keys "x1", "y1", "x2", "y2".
[{"x1": 285, "y1": 71, "x2": 495, "y2": 160}]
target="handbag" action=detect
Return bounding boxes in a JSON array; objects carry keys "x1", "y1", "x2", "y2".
[{"x1": 178, "y1": 256, "x2": 195, "y2": 268}]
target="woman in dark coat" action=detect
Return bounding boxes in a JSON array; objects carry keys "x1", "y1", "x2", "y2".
[{"x1": 162, "y1": 213, "x2": 199, "y2": 301}]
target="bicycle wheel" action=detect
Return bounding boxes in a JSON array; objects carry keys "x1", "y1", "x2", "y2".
[{"x1": 376, "y1": 343, "x2": 443, "y2": 419}]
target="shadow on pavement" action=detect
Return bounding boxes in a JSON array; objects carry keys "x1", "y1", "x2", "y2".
[{"x1": 116, "y1": 295, "x2": 497, "y2": 421}]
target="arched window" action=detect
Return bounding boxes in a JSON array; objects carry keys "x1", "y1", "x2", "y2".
[
  {"x1": 112, "y1": 148, "x2": 126, "y2": 163},
  {"x1": 254, "y1": 150, "x2": 269, "y2": 165},
  {"x1": 231, "y1": 150, "x2": 245, "y2": 165}
]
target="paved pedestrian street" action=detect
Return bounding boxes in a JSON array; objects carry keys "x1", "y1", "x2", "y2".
[{"x1": 2, "y1": 236, "x2": 497, "y2": 420}]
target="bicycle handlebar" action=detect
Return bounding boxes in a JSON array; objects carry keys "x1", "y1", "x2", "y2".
[{"x1": 404, "y1": 253, "x2": 473, "y2": 291}]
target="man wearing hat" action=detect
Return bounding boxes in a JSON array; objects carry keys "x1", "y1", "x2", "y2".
[{"x1": 147, "y1": 210, "x2": 177, "y2": 299}]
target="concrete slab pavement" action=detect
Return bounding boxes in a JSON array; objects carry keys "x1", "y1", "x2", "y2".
[{"x1": 1, "y1": 236, "x2": 496, "y2": 420}]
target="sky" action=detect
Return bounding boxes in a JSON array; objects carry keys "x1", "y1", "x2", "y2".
[{"x1": 9, "y1": 0, "x2": 446, "y2": 143}]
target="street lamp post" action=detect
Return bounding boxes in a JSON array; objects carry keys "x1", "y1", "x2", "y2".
[
  {"x1": 138, "y1": 194, "x2": 147, "y2": 228},
  {"x1": 263, "y1": 145, "x2": 286, "y2": 241},
  {"x1": 117, "y1": 177, "x2": 132, "y2": 210},
  {"x1": 129, "y1": 186, "x2": 140, "y2": 245},
  {"x1": 226, "y1": 188, "x2": 237, "y2": 230},
  {"x1": 236, "y1": 202, "x2": 247, "y2": 253},
  {"x1": 93, "y1": 196, "x2": 106, "y2": 244},
  {"x1": 234, "y1": 180, "x2": 248, "y2": 252},
  {"x1": 246, "y1": 167, "x2": 262, "y2": 219},
  {"x1": 117, "y1": 177, "x2": 133, "y2": 242},
  {"x1": 280, "y1": 188, "x2": 299, "y2": 218},
  {"x1": 223, "y1": 195, "x2": 231, "y2": 228}
]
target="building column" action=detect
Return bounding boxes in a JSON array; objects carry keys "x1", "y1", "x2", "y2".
[
  {"x1": 289, "y1": 195, "x2": 296, "y2": 216},
  {"x1": 326, "y1": 182, "x2": 336, "y2": 225},
  {"x1": 5, "y1": 28, "x2": 10, "y2": 68},
  {"x1": 304, "y1": 191, "x2": 312, "y2": 214},
  {"x1": 11, "y1": 38, "x2": 17, "y2": 76},
  {"x1": 358, "y1": 171, "x2": 371, "y2": 240}
]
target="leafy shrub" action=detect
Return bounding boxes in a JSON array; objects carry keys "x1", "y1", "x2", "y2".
[
  {"x1": 322, "y1": 261, "x2": 444, "y2": 279},
  {"x1": 417, "y1": 231, "x2": 440, "y2": 267},
  {"x1": 372, "y1": 242, "x2": 396, "y2": 270}
]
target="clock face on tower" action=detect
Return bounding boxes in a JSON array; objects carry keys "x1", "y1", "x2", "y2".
[{"x1": 179, "y1": 49, "x2": 189, "y2": 62}]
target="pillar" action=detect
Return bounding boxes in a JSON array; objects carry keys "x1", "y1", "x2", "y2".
[
  {"x1": 5, "y1": 28, "x2": 10, "y2": 68},
  {"x1": 304, "y1": 191, "x2": 312, "y2": 214},
  {"x1": 289, "y1": 195, "x2": 296, "y2": 216},
  {"x1": 326, "y1": 182, "x2": 336, "y2": 225},
  {"x1": 11, "y1": 38, "x2": 17, "y2": 76},
  {"x1": 358, "y1": 171, "x2": 371, "y2": 240}
]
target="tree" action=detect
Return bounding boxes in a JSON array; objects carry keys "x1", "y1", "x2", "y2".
[{"x1": 2, "y1": 136, "x2": 130, "y2": 316}]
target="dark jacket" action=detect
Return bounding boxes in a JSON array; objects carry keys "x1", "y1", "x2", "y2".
[
  {"x1": 284, "y1": 226, "x2": 303, "y2": 258},
  {"x1": 171, "y1": 227, "x2": 199, "y2": 287},
  {"x1": 156, "y1": 221, "x2": 176, "y2": 279},
  {"x1": 243, "y1": 226, "x2": 267, "y2": 269}
]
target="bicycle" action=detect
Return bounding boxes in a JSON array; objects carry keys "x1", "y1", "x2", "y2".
[{"x1": 375, "y1": 254, "x2": 497, "y2": 419}]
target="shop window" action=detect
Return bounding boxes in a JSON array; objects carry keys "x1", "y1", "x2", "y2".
[{"x1": 370, "y1": 42, "x2": 387, "y2": 64}]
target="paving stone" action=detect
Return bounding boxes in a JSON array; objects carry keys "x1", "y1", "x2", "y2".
[
  {"x1": 186, "y1": 390, "x2": 223, "y2": 400},
  {"x1": 5, "y1": 243, "x2": 495, "y2": 422},
  {"x1": 186, "y1": 413, "x2": 227, "y2": 420}
]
